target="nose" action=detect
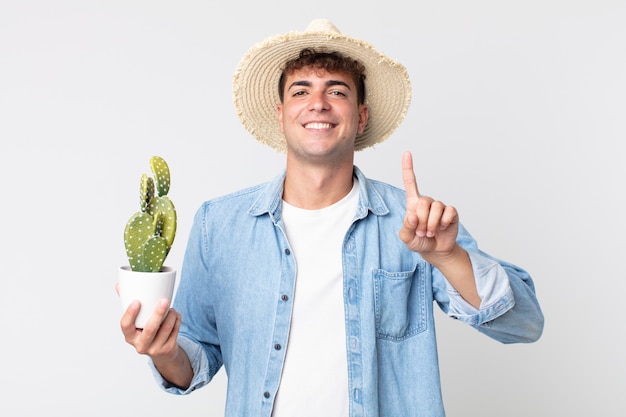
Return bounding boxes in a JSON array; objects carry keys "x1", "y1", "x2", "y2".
[{"x1": 310, "y1": 92, "x2": 329, "y2": 112}]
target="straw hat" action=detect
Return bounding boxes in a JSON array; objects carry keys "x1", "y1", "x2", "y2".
[{"x1": 232, "y1": 19, "x2": 412, "y2": 153}]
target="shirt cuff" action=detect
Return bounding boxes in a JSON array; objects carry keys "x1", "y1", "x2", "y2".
[
  {"x1": 445, "y1": 251, "x2": 515, "y2": 325},
  {"x1": 148, "y1": 335, "x2": 212, "y2": 395}
]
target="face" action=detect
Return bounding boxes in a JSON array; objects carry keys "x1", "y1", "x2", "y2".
[{"x1": 277, "y1": 67, "x2": 368, "y2": 163}]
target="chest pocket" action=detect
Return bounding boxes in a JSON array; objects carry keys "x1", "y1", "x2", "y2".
[{"x1": 373, "y1": 265, "x2": 427, "y2": 341}]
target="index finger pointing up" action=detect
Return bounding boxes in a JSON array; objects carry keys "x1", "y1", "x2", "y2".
[{"x1": 402, "y1": 151, "x2": 421, "y2": 200}]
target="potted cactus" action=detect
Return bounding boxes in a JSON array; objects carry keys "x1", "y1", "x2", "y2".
[{"x1": 118, "y1": 156, "x2": 177, "y2": 328}]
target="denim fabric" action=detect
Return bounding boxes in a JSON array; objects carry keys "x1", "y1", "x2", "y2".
[{"x1": 150, "y1": 166, "x2": 544, "y2": 417}]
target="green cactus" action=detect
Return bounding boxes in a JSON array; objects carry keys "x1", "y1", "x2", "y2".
[{"x1": 124, "y1": 156, "x2": 177, "y2": 272}]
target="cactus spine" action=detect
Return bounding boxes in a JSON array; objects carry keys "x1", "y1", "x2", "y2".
[{"x1": 124, "y1": 156, "x2": 177, "y2": 272}]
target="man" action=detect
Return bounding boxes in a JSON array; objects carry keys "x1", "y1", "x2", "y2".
[{"x1": 120, "y1": 19, "x2": 544, "y2": 416}]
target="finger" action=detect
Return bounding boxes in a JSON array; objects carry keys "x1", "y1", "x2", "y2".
[
  {"x1": 426, "y1": 200, "x2": 446, "y2": 237},
  {"x1": 152, "y1": 309, "x2": 181, "y2": 351},
  {"x1": 141, "y1": 299, "x2": 171, "y2": 336},
  {"x1": 120, "y1": 300, "x2": 141, "y2": 338},
  {"x1": 402, "y1": 151, "x2": 421, "y2": 200},
  {"x1": 114, "y1": 282, "x2": 120, "y2": 296},
  {"x1": 414, "y1": 196, "x2": 434, "y2": 237},
  {"x1": 440, "y1": 205, "x2": 459, "y2": 230}
]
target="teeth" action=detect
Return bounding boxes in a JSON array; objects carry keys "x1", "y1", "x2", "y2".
[{"x1": 305, "y1": 122, "x2": 332, "y2": 129}]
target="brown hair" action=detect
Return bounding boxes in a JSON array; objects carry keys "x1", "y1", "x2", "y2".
[{"x1": 278, "y1": 48, "x2": 366, "y2": 104}]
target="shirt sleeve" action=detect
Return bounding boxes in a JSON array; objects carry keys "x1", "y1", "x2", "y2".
[
  {"x1": 148, "y1": 335, "x2": 213, "y2": 395},
  {"x1": 440, "y1": 251, "x2": 515, "y2": 326}
]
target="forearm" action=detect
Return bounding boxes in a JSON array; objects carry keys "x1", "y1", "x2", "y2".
[
  {"x1": 151, "y1": 344, "x2": 194, "y2": 390},
  {"x1": 424, "y1": 243, "x2": 481, "y2": 309}
]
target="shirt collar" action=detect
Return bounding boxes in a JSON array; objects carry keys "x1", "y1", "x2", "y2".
[{"x1": 247, "y1": 166, "x2": 390, "y2": 220}]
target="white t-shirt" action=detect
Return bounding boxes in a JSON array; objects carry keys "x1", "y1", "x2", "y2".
[{"x1": 271, "y1": 180, "x2": 359, "y2": 417}]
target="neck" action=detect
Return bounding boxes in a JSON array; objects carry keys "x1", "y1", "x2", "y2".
[{"x1": 283, "y1": 158, "x2": 354, "y2": 210}]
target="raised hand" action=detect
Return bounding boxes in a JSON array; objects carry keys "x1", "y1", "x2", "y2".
[{"x1": 398, "y1": 151, "x2": 459, "y2": 258}]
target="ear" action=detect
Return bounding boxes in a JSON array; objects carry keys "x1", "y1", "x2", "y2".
[
  {"x1": 357, "y1": 104, "x2": 369, "y2": 134},
  {"x1": 277, "y1": 104, "x2": 284, "y2": 133}
]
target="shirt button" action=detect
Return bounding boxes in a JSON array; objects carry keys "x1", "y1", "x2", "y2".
[
  {"x1": 281, "y1": 294, "x2": 289, "y2": 302},
  {"x1": 264, "y1": 391, "x2": 270, "y2": 399},
  {"x1": 284, "y1": 248, "x2": 291, "y2": 255},
  {"x1": 274, "y1": 344, "x2": 282, "y2": 350}
]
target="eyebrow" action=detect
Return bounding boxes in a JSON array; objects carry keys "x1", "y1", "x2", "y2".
[{"x1": 287, "y1": 80, "x2": 352, "y2": 90}]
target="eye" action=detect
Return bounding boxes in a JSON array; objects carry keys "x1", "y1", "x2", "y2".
[{"x1": 329, "y1": 89, "x2": 348, "y2": 97}]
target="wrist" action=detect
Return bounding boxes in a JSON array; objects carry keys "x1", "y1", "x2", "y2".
[
  {"x1": 422, "y1": 244, "x2": 466, "y2": 269},
  {"x1": 424, "y1": 244, "x2": 480, "y2": 308},
  {"x1": 152, "y1": 345, "x2": 193, "y2": 389}
]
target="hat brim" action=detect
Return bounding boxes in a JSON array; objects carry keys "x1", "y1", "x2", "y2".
[{"x1": 233, "y1": 22, "x2": 412, "y2": 153}]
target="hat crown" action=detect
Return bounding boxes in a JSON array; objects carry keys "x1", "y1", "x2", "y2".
[{"x1": 305, "y1": 18, "x2": 340, "y2": 34}]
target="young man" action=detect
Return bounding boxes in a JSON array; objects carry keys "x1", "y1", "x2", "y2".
[{"x1": 120, "y1": 19, "x2": 544, "y2": 417}]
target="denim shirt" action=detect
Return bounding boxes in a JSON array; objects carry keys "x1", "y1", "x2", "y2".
[{"x1": 151, "y1": 166, "x2": 544, "y2": 417}]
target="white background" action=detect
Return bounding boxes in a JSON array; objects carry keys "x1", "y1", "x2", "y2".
[{"x1": 1, "y1": 1, "x2": 624, "y2": 416}]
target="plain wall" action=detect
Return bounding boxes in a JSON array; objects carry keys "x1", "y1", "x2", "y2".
[{"x1": 1, "y1": 1, "x2": 624, "y2": 416}]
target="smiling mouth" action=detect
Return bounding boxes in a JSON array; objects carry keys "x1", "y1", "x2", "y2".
[{"x1": 304, "y1": 122, "x2": 334, "y2": 129}]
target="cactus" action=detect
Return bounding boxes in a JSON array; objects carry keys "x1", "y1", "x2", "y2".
[{"x1": 124, "y1": 156, "x2": 177, "y2": 272}]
